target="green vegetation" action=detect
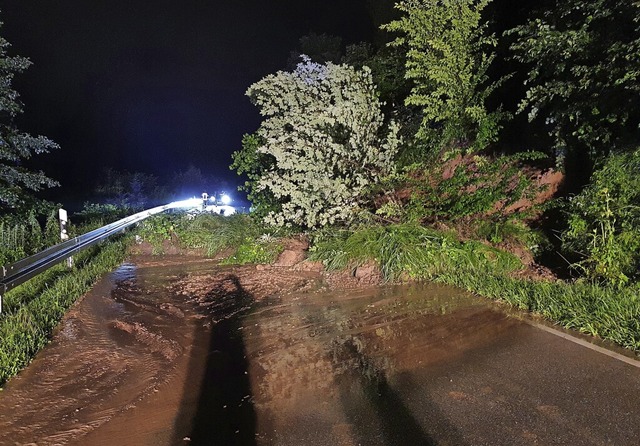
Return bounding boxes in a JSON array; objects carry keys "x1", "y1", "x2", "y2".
[
  {"x1": 310, "y1": 224, "x2": 640, "y2": 351},
  {"x1": 562, "y1": 149, "x2": 640, "y2": 287},
  {"x1": 439, "y1": 272, "x2": 640, "y2": 351},
  {"x1": 233, "y1": 57, "x2": 400, "y2": 229},
  {"x1": 383, "y1": 0, "x2": 505, "y2": 154},
  {"x1": 137, "y1": 213, "x2": 284, "y2": 264},
  {"x1": 375, "y1": 151, "x2": 548, "y2": 224},
  {"x1": 219, "y1": 237, "x2": 283, "y2": 266},
  {"x1": 2, "y1": 0, "x2": 640, "y2": 383},
  {"x1": 73, "y1": 202, "x2": 133, "y2": 229},
  {"x1": 89, "y1": 168, "x2": 167, "y2": 212},
  {"x1": 508, "y1": 0, "x2": 640, "y2": 163},
  {"x1": 0, "y1": 21, "x2": 59, "y2": 215},
  {"x1": 0, "y1": 210, "x2": 61, "y2": 265},
  {"x1": 230, "y1": 134, "x2": 280, "y2": 220},
  {"x1": 0, "y1": 236, "x2": 130, "y2": 385},
  {"x1": 310, "y1": 224, "x2": 523, "y2": 281}
]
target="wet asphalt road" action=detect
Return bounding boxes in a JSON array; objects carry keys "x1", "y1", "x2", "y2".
[{"x1": 0, "y1": 259, "x2": 639, "y2": 445}]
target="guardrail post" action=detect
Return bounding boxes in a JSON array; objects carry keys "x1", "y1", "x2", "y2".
[{"x1": 59, "y1": 209, "x2": 73, "y2": 268}]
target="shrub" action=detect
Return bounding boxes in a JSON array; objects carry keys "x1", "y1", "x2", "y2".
[
  {"x1": 562, "y1": 149, "x2": 640, "y2": 286},
  {"x1": 238, "y1": 57, "x2": 400, "y2": 229},
  {"x1": 137, "y1": 213, "x2": 288, "y2": 262},
  {"x1": 383, "y1": 0, "x2": 506, "y2": 153},
  {"x1": 220, "y1": 236, "x2": 283, "y2": 265}
]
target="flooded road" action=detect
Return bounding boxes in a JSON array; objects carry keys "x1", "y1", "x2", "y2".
[{"x1": 1, "y1": 257, "x2": 640, "y2": 445}]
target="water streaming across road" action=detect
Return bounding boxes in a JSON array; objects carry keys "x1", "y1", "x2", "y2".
[{"x1": 1, "y1": 257, "x2": 640, "y2": 445}]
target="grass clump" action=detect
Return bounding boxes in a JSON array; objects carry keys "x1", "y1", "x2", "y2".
[
  {"x1": 137, "y1": 213, "x2": 285, "y2": 264},
  {"x1": 310, "y1": 223, "x2": 523, "y2": 281},
  {"x1": 0, "y1": 236, "x2": 130, "y2": 386},
  {"x1": 441, "y1": 273, "x2": 640, "y2": 351},
  {"x1": 220, "y1": 235, "x2": 283, "y2": 265}
]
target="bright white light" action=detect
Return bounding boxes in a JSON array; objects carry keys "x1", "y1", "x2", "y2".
[
  {"x1": 203, "y1": 205, "x2": 236, "y2": 216},
  {"x1": 170, "y1": 198, "x2": 202, "y2": 209},
  {"x1": 219, "y1": 205, "x2": 236, "y2": 215},
  {"x1": 220, "y1": 194, "x2": 232, "y2": 205}
]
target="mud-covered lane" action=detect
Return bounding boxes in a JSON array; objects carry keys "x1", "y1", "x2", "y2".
[
  {"x1": 0, "y1": 257, "x2": 325, "y2": 446},
  {"x1": 1, "y1": 257, "x2": 640, "y2": 445},
  {"x1": 0, "y1": 259, "x2": 211, "y2": 445}
]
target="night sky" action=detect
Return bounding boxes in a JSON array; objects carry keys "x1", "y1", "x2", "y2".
[{"x1": 1, "y1": 1, "x2": 379, "y2": 204}]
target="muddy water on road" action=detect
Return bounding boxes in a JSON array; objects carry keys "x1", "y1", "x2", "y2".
[
  {"x1": 2, "y1": 258, "x2": 636, "y2": 445},
  {"x1": 240, "y1": 283, "x2": 517, "y2": 445},
  {"x1": 0, "y1": 258, "x2": 217, "y2": 445}
]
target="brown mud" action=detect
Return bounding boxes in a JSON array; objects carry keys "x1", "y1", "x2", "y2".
[{"x1": 1, "y1": 255, "x2": 640, "y2": 445}]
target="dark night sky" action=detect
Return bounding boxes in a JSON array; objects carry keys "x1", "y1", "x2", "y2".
[{"x1": 1, "y1": 1, "x2": 379, "y2": 204}]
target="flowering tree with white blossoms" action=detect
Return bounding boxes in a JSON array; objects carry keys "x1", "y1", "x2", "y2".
[{"x1": 244, "y1": 56, "x2": 400, "y2": 229}]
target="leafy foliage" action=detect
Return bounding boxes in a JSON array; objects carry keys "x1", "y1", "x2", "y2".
[
  {"x1": 220, "y1": 236, "x2": 283, "y2": 265},
  {"x1": 562, "y1": 149, "x2": 640, "y2": 286},
  {"x1": 238, "y1": 57, "x2": 400, "y2": 229},
  {"x1": 287, "y1": 32, "x2": 344, "y2": 68},
  {"x1": 343, "y1": 42, "x2": 425, "y2": 166},
  {"x1": 230, "y1": 133, "x2": 280, "y2": 219},
  {"x1": 0, "y1": 23, "x2": 58, "y2": 213},
  {"x1": 0, "y1": 210, "x2": 60, "y2": 266},
  {"x1": 138, "y1": 213, "x2": 287, "y2": 261},
  {"x1": 508, "y1": 0, "x2": 640, "y2": 161},
  {"x1": 74, "y1": 202, "x2": 132, "y2": 228},
  {"x1": 383, "y1": 0, "x2": 506, "y2": 153}
]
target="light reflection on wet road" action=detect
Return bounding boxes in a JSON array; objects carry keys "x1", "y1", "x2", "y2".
[{"x1": 1, "y1": 258, "x2": 640, "y2": 445}]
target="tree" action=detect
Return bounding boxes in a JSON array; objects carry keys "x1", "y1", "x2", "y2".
[
  {"x1": 508, "y1": 0, "x2": 640, "y2": 166},
  {"x1": 94, "y1": 168, "x2": 165, "y2": 210},
  {"x1": 230, "y1": 133, "x2": 280, "y2": 218},
  {"x1": 286, "y1": 33, "x2": 344, "y2": 69},
  {"x1": 170, "y1": 164, "x2": 211, "y2": 198},
  {"x1": 0, "y1": 21, "x2": 58, "y2": 214},
  {"x1": 383, "y1": 0, "x2": 505, "y2": 154},
  {"x1": 237, "y1": 57, "x2": 400, "y2": 229},
  {"x1": 343, "y1": 42, "x2": 425, "y2": 165}
]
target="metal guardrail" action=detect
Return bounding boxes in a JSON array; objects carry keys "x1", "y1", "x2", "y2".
[{"x1": 0, "y1": 200, "x2": 194, "y2": 313}]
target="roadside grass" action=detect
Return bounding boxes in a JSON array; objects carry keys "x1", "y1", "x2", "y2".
[
  {"x1": 138, "y1": 213, "x2": 285, "y2": 264},
  {"x1": 0, "y1": 237, "x2": 130, "y2": 386},
  {"x1": 310, "y1": 224, "x2": 523, "y2": 281},
  {"x1": 310, "y1": 224, "x2": 640, "y2": 352}
]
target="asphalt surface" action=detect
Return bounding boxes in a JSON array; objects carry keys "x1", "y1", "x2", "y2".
[{"x1": 0, "y1": 260, "x2": 639, "y2": 445}]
